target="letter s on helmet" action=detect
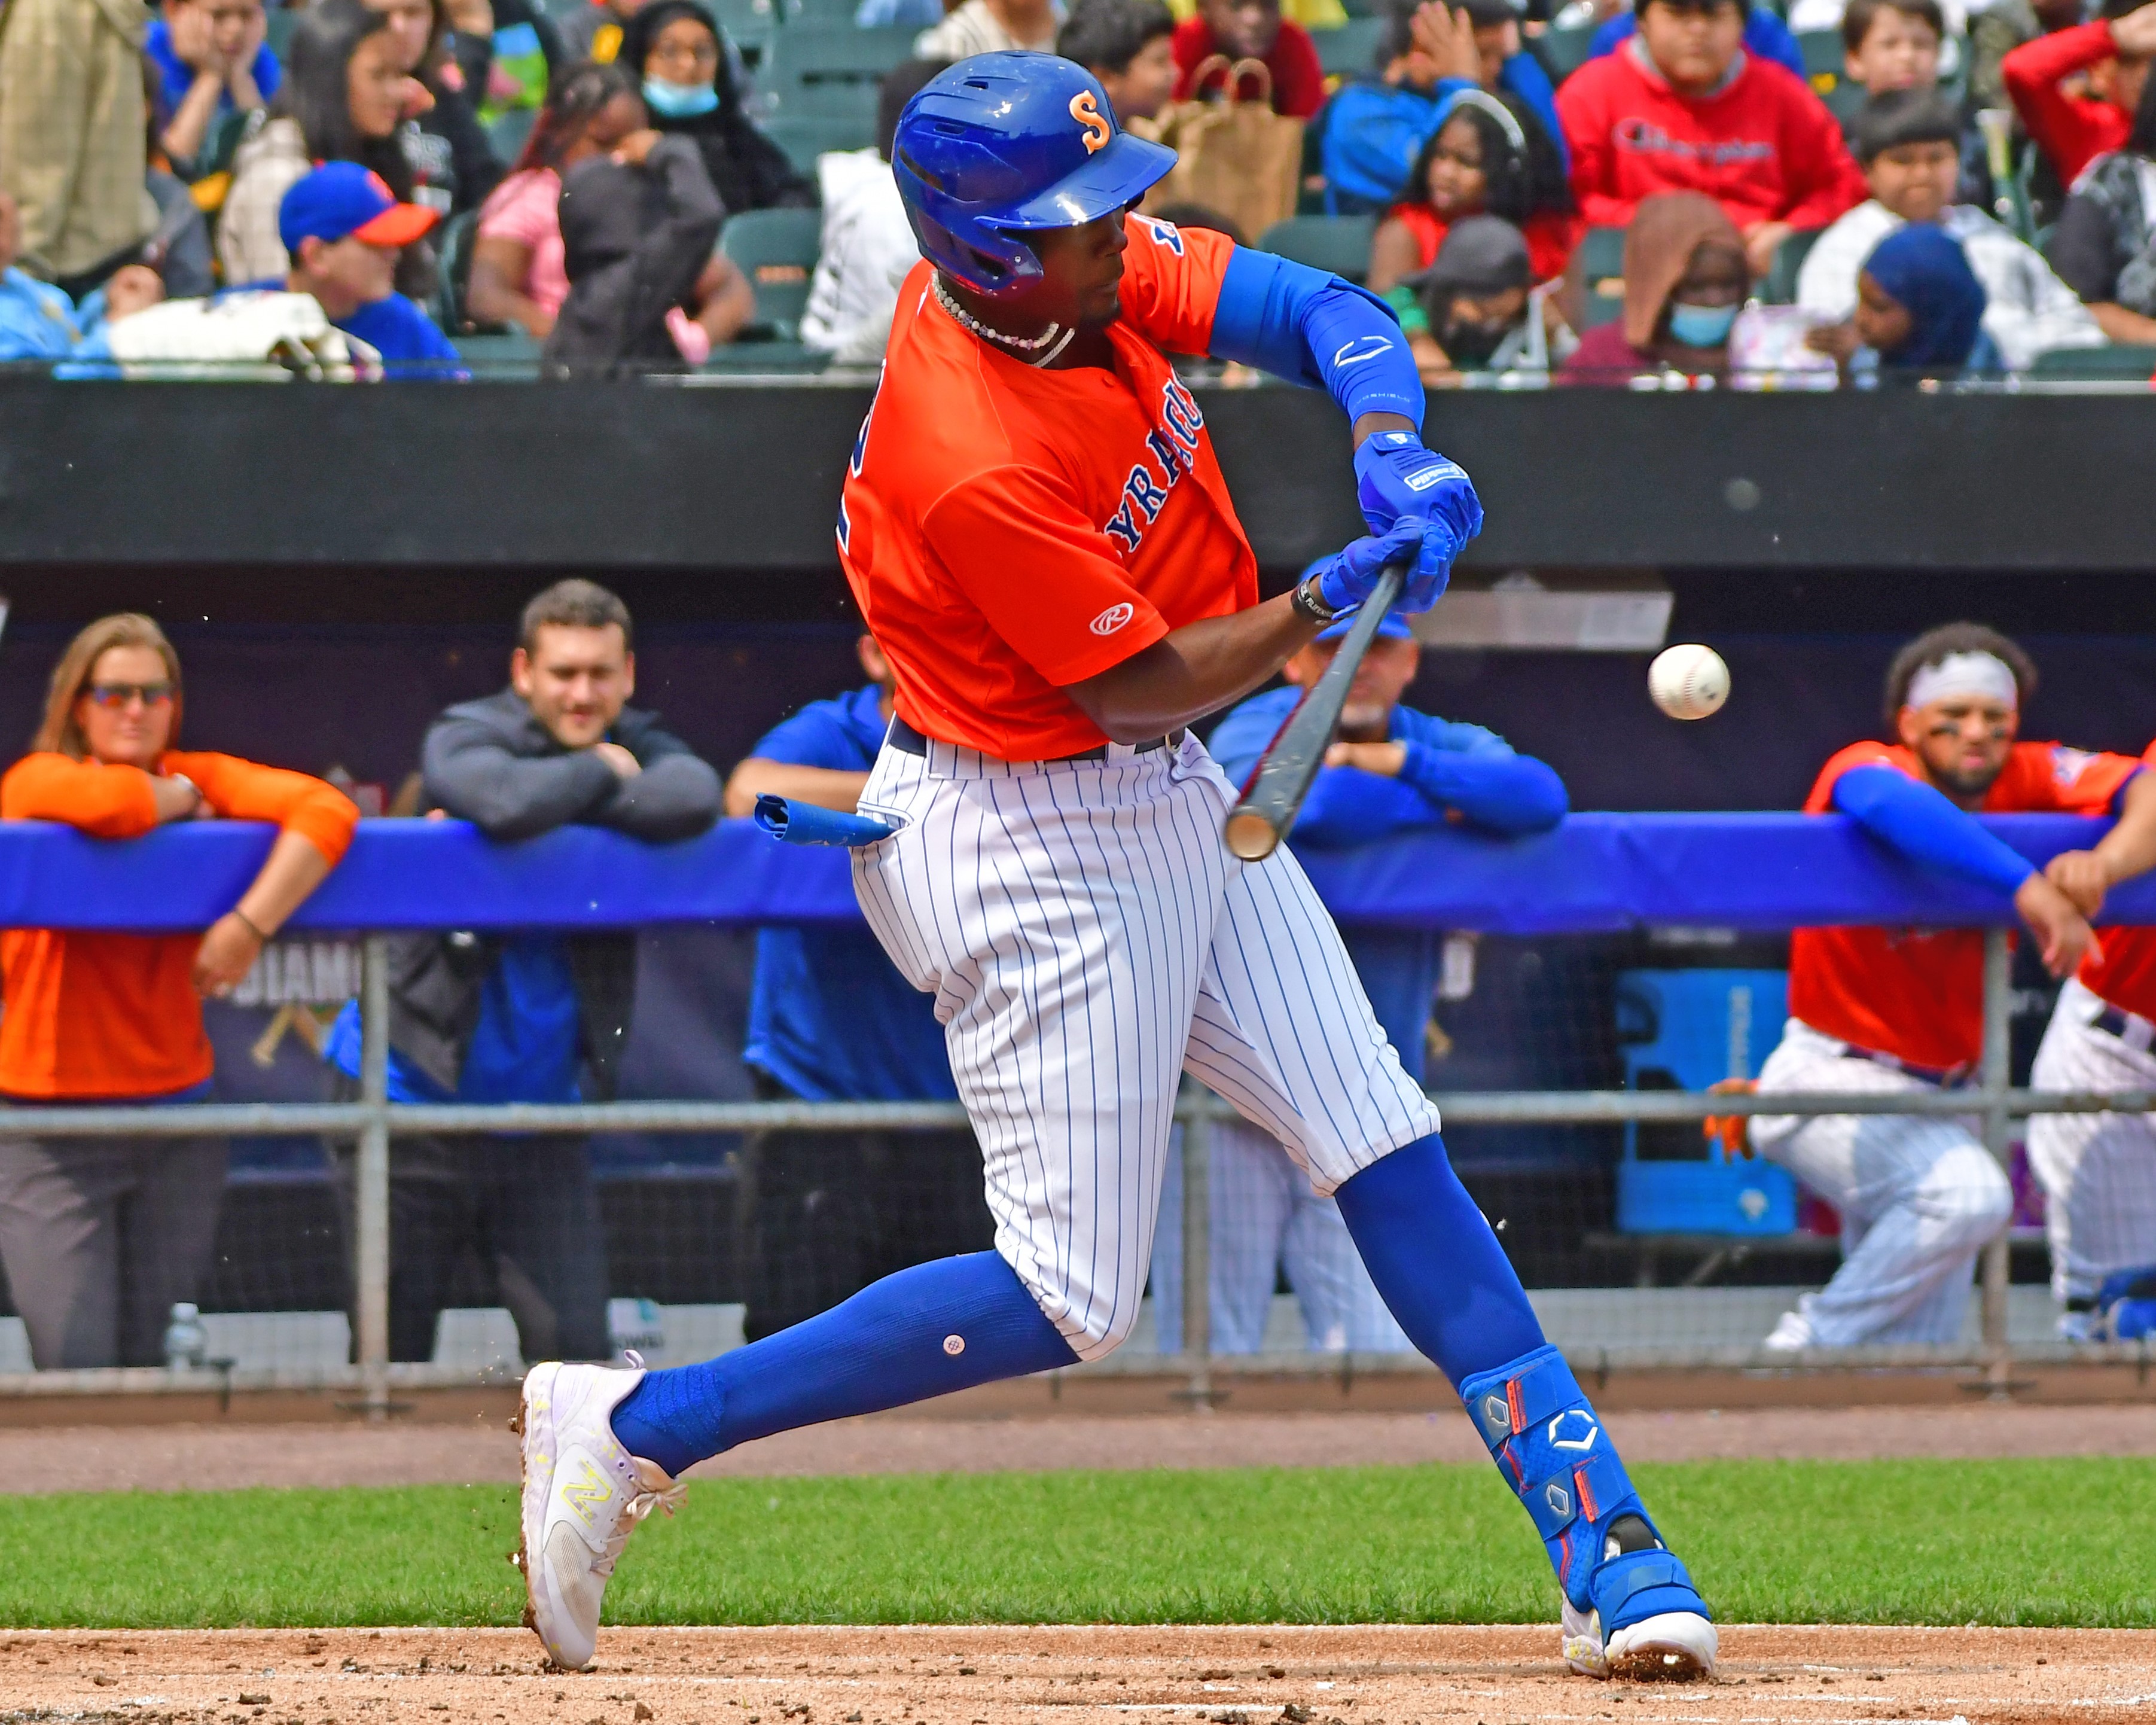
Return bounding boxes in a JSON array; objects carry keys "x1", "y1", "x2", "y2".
[{"x1": 892, "y1": 52, "x2": 1177, "y2": 298}]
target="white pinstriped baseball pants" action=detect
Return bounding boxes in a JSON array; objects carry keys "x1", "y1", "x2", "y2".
[
  {"x1": 1751, "y1": 1018, "x2": 2011, "y2": 1348},
  {"x1": 2028, "y1": 979, "x2": 2156, "y2": 1305},
  {"x1": 850, "y1": 730, "x2": 1441, "y2": 1362}
]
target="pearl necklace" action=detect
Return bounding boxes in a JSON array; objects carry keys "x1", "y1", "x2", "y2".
[{"x1": 932, "y1": 273, "x2": 1077, "y2": 368}]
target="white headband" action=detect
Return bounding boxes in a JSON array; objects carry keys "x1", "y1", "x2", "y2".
[{"x1": 1906, "y1": 650, "x2": 2018, "y2": 712}]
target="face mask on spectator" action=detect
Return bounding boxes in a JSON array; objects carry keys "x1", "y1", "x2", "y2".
[
  {"x1": 1666, "y1": 300, "x2": 1737, "y2": 345},
  {"x1": 642, "y1": 76, "x2": 719, "y2": 117}
]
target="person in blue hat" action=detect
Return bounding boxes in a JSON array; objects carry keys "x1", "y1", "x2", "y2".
[
  {"x1": 1152, "y1": 600, "x2": 1567, "y2": 1357},
  {"x1": 272, "y1": 163, "x2": 465, "y2": 376}
]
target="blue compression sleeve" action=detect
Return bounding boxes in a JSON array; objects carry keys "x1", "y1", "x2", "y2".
[
  {"x1": 1212, "y1": 247, "x2": 1425, "y2": 429},
  {"x1": 1398, "y1": 744, "x2": 1569, "y2": 837},
  {"x1": 1334, "y1": 1134, "x2": 1546, "y2": 1386},
  {"x1": 1832, "y1": 764, "x2": 2035, "y2": 897},
  {"x1": 609, "y1": 1252, "x2": 1078, "y2": 1476}
]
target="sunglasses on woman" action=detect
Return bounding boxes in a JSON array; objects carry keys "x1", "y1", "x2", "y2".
[{"x1": 84, "y1": 681, "x2": 175, "y2": 709}]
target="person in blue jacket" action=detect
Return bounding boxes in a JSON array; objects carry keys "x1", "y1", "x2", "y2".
[
  {"x1": 1149, "y1": 604, "x2": 1568, "y2": 1356},
  {"x1": 721, "y1": 635, "x2": 993, "y2": 1340},
  {"x1": 1322, "y1": 0, "x2": 1569, "y2": 211}
]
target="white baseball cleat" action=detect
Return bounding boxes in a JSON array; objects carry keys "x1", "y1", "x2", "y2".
[
  {"x1": 511, "y1": 1357, "x2": 684, "y2": 1672},
  {"x1": 1563, "y1": 1599, "x2": 1719, "y2": 1681}
]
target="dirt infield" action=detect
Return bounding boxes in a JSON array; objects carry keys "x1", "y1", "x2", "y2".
[
  {"x1": 2, "y1": 1625, "x2": 2150, "y2": 1725},
  {"x1": 9, "y1": 1402, "x2": 2156, "y2": 1494}
]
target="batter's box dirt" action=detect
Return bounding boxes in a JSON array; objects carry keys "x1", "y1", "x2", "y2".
[{"x1": 0, "y1": 1625, "x2": 2148, "y2": 1725}]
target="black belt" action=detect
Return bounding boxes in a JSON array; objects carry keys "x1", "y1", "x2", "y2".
[
  {"x1": 1830, "y1": 1038, "x2": 1972, "y2": 1088},
  {"x1": 887, "y1": 715, "x2": 1184, "y2": 764}
]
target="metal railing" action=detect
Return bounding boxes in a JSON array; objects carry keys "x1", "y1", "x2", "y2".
[{"x1": 5, "y1": 926, "x2": 2153, "y2": 1412}]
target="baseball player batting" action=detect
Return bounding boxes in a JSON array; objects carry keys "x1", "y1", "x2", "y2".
[{"x1": 512, "y1": 51, "x2": 1715, "y2": 1684}]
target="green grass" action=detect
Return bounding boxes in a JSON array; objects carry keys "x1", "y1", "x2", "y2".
[{"x1": 4, "y1": 1459, "x2": 2150, "y2": 1630}]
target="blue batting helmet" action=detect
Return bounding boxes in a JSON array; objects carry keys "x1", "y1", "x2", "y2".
[{"x1": 891, "y1": 52, "x2": 1176, "y2": 298}]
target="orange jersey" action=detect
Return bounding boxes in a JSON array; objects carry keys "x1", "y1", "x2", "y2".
[
  {"x1": 837, "y1": 217, "x2": 1258, "y2": 761},
  {"x1": 2076, "y1": 737, "x2": 2156, "y2": 1023},
  {"x1": 0, "y1": 750, "x2": 358, "y2": 1099},
  {"x1": 1788, "y1": 740, "x2": 2142, "y2": 1072}
]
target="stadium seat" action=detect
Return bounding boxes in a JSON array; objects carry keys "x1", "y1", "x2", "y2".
[
  {"x1": 1529, "y1": 22, "x2": 1597, "y2": 87},
  {"x1": 1257, "y1": 214, "x2": 1377, "y2": 282},
  {"x1": 760, "y1": 25, "x2": 917, "y2": 122},
  {"x1": 722, "y1": 206, "x2": 825, "y2": 339},
  {"x1": 266, "y1": 4, "x2": 299, "y2": 59},
  {"x1": 1572, "y1": 224, "x2": 1627, "y2": 330},
  {"x1": 431, "y1": 208, "x2": 486, "y2": 334},
  {"x1": 2027, "y1": 344, "x2": 2156, "y2": 381},
  {"x1": 763, "y1": 115, "x2": 876, "y2": 174},
  {"x1": 452, "y1": 328, "x2": 543, "y2": 378},
  {"x1": 1312, "y1": 17, "x2": 1386, "y2": 77},
  {"x1": 1761, "y1": 227, "x2": 1819, "y2": 305},
  {"x1": 488, "y1": 107, "x2": 538, "y2": 169},
  {"x1": 699, "y1": 340, "x2": 835, "y2": 371},
  {"x1": 1796, "y1": 27, "x2": 1843, "y2": 78}
]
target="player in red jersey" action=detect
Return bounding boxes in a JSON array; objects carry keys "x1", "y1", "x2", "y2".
[
  {"x1": 2030, "y1": 742, "x2": 2156, "y2": 1338},
  {"x1": 1744, "y1": 624, "x2": 2142, "y2": 1351}
]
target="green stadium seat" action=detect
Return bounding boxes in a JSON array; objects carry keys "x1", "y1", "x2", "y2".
[
  {"x1": 1796, "y1": 28, "x2": 1843, "y2": 76},
  {"x1": 763, "y1": 115, "x2": 876, "y2": 174},
  {"x1": 2027, "y1": 344, "x2": 2156, "y2": 382},
  {"x1": 1312, "y1": 17, "x2": 1386, "y2": 77},
  {"x1": 1573, "y1": 224, "x2": 1627, "y2": 330},
  {"x1": 1257, "y1": 214, "x2": 1377, "y2": 283},
  {"x1": 488, "y1": 107, "x2": 538, "y2": 168},
  {"x1": 721, "y1": 206, "x2": 826, "y2": 339},
  {"x1": 266, "y1": 4, "x2": 299, "y2": 59},
  {"x1": 761, "y1": 25, "x2": 917, "y2": 122},
  {"x1": 452, "y1": 329, "x2": 542, "y2": 377},
  {"x1": 1760, "y1": 227, "x2": 1819, "y2": 305},
  {"x1": 699, "y1": 340, "x2": 834, "y2": 371},
  {"x1": 1529, "y1": 22, "x2": 1597, "y2": 87}
]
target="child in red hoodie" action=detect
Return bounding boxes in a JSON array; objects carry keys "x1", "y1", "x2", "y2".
[
  {"x1": 1557, "y1": 0, "x2": 1865, "y2": 276},
  {"x1": 2002, "y1": 0, "x2": 2156, "y2": 188}
]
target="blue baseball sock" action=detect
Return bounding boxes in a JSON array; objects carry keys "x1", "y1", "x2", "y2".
[
  {"x1": 609, "y1": 1251, "x2": 1079, "y2": 1477},
  {"x1": 1333, "y1": 1132, "x2": 1545, "y2": 1387}
]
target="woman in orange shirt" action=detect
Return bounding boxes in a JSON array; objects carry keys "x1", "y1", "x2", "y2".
[{"x1": 0, "y1": 614, "x2": 359, "y2": 1370}]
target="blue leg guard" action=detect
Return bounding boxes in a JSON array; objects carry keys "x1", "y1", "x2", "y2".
[
  {"x1": 610, "y1": 1251, "x2": 1078, "y2": 1477},
  {"x1": 2097, "y1": 1264, "x2": 2156, "y2": 1340},
  {"x1": 1459, "y1": 1343, "x2": 1715, "y2": 1678}
]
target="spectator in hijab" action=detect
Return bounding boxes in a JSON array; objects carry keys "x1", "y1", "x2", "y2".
[
  {"x1": 148, "y1": 0, "x2": 280, "y2": 179},
  {"x1": 1367, "y1": 88, "x2": 1578, "y2": 294},
  {"x1": 2003, "y1": 0, "x2": 2156, "y2": 188},
  {"x1": 541, "y1": 123, "x2": 726, "y2": 375},
  {"x1": 917, "y1": 0, "x2": 1060, "y2": 59},
  {"x1": 1322, "y1": 0, "x2": 1566, "y2": 212},
  {"x1": 2050, "y1": 66, "x2": 2156, "y2": 345},
  {"x1": 1408, "y1": 213, "x2": 1576, "y2": 377},
  {"x1": 800, "y1": 59, "x2": 944, "y2": 367},
  {"x1": 1557, "y1": 0, "x2": 1866, "y2": 277},
  {"x1": 1561, "y1": 188, "x2": 1748, "y2": 382},
  {"x1": 1852, "y1": 220, "x2": 2000, "y2": 375},
  {"x1": 221, "y1": 0, "x2": 420, "y2": 286},
  {"x1": 1172, "y1": 0, "x2": 1326, "y2": 118},
  {"x1": 468, "y1": 56, "x2": 755, "y2": 352},
  {"x1": 355, "y1": 0, "x2": 504, "y2": 221},
  {"x1": 1799, "y1": 90, "x2": 2102, "y2": 368},
  {"x1": 1059, "y1": 0, "x2": 1178, "y2": 124},
  {"x1": 618, "y1": 0, "x2": 811, "y2": 219}
]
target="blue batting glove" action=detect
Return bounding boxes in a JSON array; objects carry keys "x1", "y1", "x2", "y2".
[
  {"x1": 1313, "y1": 519, "x2": 1427, "y2": 617},
  {"x1": 1353, "y1": 430, "x2": 1483, "y2": 601}
]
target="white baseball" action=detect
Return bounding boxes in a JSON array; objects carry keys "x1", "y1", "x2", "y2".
[{"x1": 1649, "y1": 644, "x2": 1730, "y2": 721}]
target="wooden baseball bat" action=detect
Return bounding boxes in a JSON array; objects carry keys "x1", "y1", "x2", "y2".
[{"x1": 1222, "y1": 562, "x2": 1407, "y2": 861}]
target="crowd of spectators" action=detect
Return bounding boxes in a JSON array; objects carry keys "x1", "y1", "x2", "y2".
[{"x1": 1, "y1": 0, "x2": 2154, "y2": 378}]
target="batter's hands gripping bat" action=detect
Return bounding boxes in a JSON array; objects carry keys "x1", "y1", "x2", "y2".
[{"x1": 1222, "y1": 562, "x2": 1407, "y2": 862}]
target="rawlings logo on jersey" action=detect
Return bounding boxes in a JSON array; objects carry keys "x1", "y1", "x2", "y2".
[
  {"x1": 1069, "y1": 90, "x2": 1112, "y2": 153},
  {"x1": 1090, "y1": 602, "x2": 1135, "y2": 636},
  {"x1": 1103, "y1": 379, "x2": 1205, "y2": 556}
]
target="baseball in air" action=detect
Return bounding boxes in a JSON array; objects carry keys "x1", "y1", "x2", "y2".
[{"x1": 1649, "y1": 644, "x2": 1730, "y2": 720}]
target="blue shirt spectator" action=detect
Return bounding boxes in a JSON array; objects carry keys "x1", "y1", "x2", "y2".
[
  {"x1": 275, "y1": 161, "x2": 466, "y2": 378},
  {"x1": 734, "y1": 675, "x2": 957, "y2": 1102},
  {"x1": 855, "y1": 0, "x2": 944, "y2": 23},
  {"x1": 145, "y1": 13, "x2": 282, "y2": 127},
  {"x1": 325, "y1": 938, "x2": 584, "y2": 1103},
  {"x1": 1589, "y1": 4, "x2": 1807, "y2": 79},
  {"x1": 0, "y1": 266, "x2": 81, "y2": 362},
  {"x1": 1205, "y1": 611, "x2": 1566, "y2": 1083}
]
